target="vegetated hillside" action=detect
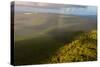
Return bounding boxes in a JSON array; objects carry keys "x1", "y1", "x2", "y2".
[{"x1": 47, "y1": 30, "x2": 97, "y2": 63}]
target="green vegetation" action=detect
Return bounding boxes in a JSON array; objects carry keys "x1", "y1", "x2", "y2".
[
  {"x1": 47, "y1": 30, "x2": 97, "y2": 63},
  {"x1": 14, "y1": 30, "x2": 97, "y2": 65}
]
